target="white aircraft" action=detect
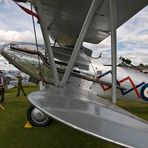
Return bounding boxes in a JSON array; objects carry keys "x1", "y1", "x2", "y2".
[{"x1": 2, "y1": 0, "x2": 148, "y2": 147}]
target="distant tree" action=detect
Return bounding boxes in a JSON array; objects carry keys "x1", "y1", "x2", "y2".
[
  {"x1": 139, "y1": 63, "x2": 144, "y2": 67},
  {"x1": 125, "y1": 59, "x2": 131, "y2": 65}
]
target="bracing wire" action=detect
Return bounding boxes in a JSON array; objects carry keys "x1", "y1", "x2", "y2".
[{"x1": 30, "y1": 4, "x2": 41, "y2": 71}]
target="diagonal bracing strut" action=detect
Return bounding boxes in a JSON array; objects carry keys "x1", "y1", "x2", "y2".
[
  {"x1": 36, "y1": 0, "x2": 60, "y2": 86},
  {"x1": 60, "y1": 0, "x2": 99, "y2": 87}
]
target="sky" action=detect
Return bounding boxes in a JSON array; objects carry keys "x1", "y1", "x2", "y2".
[{"x1": 0, "y1": 0, "x2": 147, "y2": 66}]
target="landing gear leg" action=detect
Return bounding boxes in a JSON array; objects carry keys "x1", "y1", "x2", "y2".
[{"x1": 27, "y1": 105, "x2": 52, "y2": 127}]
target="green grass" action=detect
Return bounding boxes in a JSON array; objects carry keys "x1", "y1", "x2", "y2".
[
  {"x1": 117, "y1": 100, "x2": 148, "y2": 121},
  {"x1": 0, "y1": 85, "x2": 148, "y2": 148}
]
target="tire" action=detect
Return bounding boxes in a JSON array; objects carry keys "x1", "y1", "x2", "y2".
[{"x1": 27, "y1": 105, "x2": 53, "y2": 127}]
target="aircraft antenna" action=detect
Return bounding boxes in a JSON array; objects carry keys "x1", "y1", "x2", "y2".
[{"x1": 30, "y1": 4, "x2": 41, "y2": 72}]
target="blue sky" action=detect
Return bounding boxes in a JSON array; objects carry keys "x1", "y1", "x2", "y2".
[{"x1": 0, "y1": 0, "x2": 147, "y2": 65}]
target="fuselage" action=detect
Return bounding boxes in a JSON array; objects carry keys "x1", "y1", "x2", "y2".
[
  {"x1": 1, "y1": 43, "x2": 148, "y2": 102},
  {"x1": 91, "y1": 65, "x2": 148, "y2": 102}
]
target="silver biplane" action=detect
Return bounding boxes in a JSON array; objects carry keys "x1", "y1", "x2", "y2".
[{"x1": 1, "y1": 0, "x2": 148, "y2": 147}]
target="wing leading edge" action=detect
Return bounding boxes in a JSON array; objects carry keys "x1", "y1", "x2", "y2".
[{"x1": 28, "y1": 84, "x2": 148, "y2": 148}]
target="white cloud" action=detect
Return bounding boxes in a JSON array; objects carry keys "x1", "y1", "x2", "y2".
[
  {"x1": 0, "y1": 29, "x2": 43, "y2": 43},
  {"x1": 0, "y1": 0, "x2": 43, "y2": 43}
]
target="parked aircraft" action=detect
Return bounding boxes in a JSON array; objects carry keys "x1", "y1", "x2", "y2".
[
  {"x1": 1, "y1": 43, "x2": 148, "y2": 101},
  {"x1": 2, "y1": 0, "x2": 148, "y2": 148}
]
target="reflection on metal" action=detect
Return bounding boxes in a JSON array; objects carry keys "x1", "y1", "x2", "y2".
[
  {"x1": 1, "y1": 43, "x2": 95, "y2": 85},
  {"x1": 2, "y1": 0, "x2": 148, "y2": 147},
  {"x1": 28, "y1": 0, "x2": 147, "y2": 45},
  {"x1": 28, "y1": 83, "x2": 148, "y2": 148},
  {"x1": 1, "y1": 42, "x2": 148, "y2": 147}
]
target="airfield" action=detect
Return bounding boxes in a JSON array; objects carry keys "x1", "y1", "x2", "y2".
[{"x1": 0, "y1": 84, "x2": 147, "y2": 148}]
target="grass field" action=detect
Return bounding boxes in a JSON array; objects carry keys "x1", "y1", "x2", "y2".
[{"x1": 0, "y1": 85, "x2": 148, "y2": 148}]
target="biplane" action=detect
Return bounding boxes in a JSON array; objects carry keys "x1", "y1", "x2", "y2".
[{"x1": 1, "y1": 0, "x2": 148, "y2": 147}]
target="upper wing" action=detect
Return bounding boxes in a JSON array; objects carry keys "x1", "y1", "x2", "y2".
[{"x1": 30, "y1": 0, "x2": 147, "y2": 46}]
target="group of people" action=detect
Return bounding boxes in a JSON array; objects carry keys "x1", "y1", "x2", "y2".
[
  {"x1": 0, "y1": 69, "x2": 47, "y2": 106},
  {"x1": 0, "y1": 71, "x2": 26, "y2": 105}
]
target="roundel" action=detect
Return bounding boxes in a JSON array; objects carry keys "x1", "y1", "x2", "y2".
[{"x1": 141, "y1": 83, "x2": 148, "y2": 102}]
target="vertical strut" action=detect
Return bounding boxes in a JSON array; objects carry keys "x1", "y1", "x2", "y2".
[
  {"x1": 110, "y1": 0, "x2": 117, "y2": 104},
  {"x1": 61, "y1": 0, "x2": 98, "y2": 87},
  {"x1": 36, "y1": 0, "x2": 60, "y2": 86}
]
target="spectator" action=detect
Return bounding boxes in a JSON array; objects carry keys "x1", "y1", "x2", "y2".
[
  {"x1": 16, "y1": 73, "x2": 26, "y2": 96},
  {"x1": 0, "y1": 71, "x2": 5, "y2": 105}
]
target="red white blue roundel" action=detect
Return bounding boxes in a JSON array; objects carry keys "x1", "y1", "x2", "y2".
[{"x1": 141, "y1": 84, "x2": 148, "y2": 102}]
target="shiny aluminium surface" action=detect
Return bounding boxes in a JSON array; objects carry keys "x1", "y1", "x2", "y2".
[
  {"x1": 1, "y1": 44, "x2": 94, "y2": 83},
  {"x1": 2, "y1": 43, "x2": 148, "y2": 102},
  {"x1": 30, "y1": 0, "x2": 148, "y2": 46},
  {"x1": 28, "y1": 80, "x2": 148, "y2": 148}
]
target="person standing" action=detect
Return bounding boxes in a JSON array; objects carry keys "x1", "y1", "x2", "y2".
[
  {"x1": 38, "y1": 73, "x2": 47, "y2": 90},
  {"x1": 16, "y1": 73, "x2": 26, "y2": 97},
  {"x1": 0, "y1": 71, "x2": 5, "y2": 104}
]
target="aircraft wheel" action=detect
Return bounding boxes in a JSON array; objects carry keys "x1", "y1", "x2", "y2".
[{"x1": 27, "y1": 105, "x2": 52, "y2": 127}]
